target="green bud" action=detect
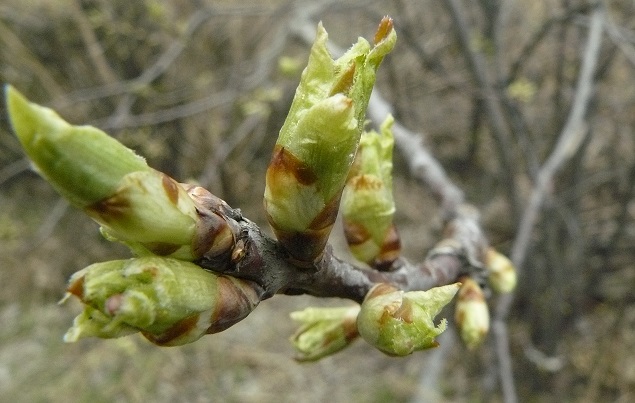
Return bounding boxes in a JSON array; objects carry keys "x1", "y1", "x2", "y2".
[
  {"x1": 357, "y1": 282, "x2": 460, "y2": 356},
  {"x1": 342, "y1": 115, "x2": 400, "y2": 269},
  {"x1": 6, "y1": 86, "x2": 235, "y2": 261},
  {"x1": 289, "y1": 305, "x2": 361, "y2": 362},
  {"x1": 85, "y1": 170, "x2": 199, "y2": 260},
  {"x1": 454, "y1": 278, "x2": 490, "y2": 349},
  {"x1": 264, "y1": 19, "x2": 396, "y2": 264},
  {"x1": 6, "y1": 85, "x2": 149, "y2": 207},
  {"x1": 484, "y1": 247, "x2": 517, "y2": 293},
  {"x1": 63, "y1": 257, "x2": 261, "y2": 346}
]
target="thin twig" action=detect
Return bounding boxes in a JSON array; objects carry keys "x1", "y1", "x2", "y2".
[
  {"x1": 444, "y1": 0, "x2": 520, "y2": 223},
  {"x1": 493, "y1": 7, "x2": 605, "y2": 403}
]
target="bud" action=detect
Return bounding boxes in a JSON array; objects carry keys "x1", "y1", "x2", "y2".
[
  {"x1": 6, "y1": 85, "x2": 149, "y2": 208},
  {"x1": 264, "y1": 18, "x2": 396, "y2": 265},
  {"x1": 63, "y1": 257, "x2": 261, "y2": 346},
  {"x1": 357, "y1": 282, "x2": 460, "y2": 356},
  {"x1": 484, "y1": 247, "x2": 517, "y2": 293},
  {"x1": 342, "y1": 115, "x2": 400, "y2": 269},
  {"x1": 6, "y1": 86, "x2": 235, "y2": 261},
  {"x1": 454, "y1": 277, "x2": 490, "y2": 349},
  {"x1": 289, "y1": 305, "x2": 361, "y2": 362}
]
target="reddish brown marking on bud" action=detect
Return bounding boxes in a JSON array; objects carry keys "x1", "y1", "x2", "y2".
[
  {"x1": 365, "y1": 283, "x2": 399, "y2": 301},
  {"x1": 373, "y1": 224, "x2": 401, "y2": 270},
  {"x1": 343, "y1": 220, "x2": 371, "y2": 246},
  {"x1": 458, "y1": 279, "x2": 485, "y2": 302},
  {"x1": 206, "y1": 277, "x2": 259, "y2": 334},
  {"x1": 270, "y1": 225, "x2": 332, "y2": 266},
  {"x1": 268, "y1": 145, "x2": 317, "y2": 186},
  {"x1": 143, "y1": 314, "x2": 200, "y2": 346},
  {"x1": 393, "y1": 303, "x2": 413, "y2": 323},
  {"x1": 374, "y1": 17, "x2": 394, "y2": 45},
  {"x1": 330, "y1": 63, "x2": 356, "y2": 96},
  {"x1": 343, "y1": 318, "x2": 361, "y2": 342},
  {"x1": 309, "y1": 194, "x2": 341, "y2": 231},
  {"x1": 105, "y1": 294, "x2": 124, "y2": 315},
  {"x1": 192, "y1": 211, "x2": 233, "y2": 258},
  {"x1": 265, "y1": 193, "x2": 341, "y2": 264},
  {"x1": 141, "y1": 265, "x2": 159, "y2": 278},
  {"x1": 161, "y1": 174, "x2": 179, "y2": 205},
  {"x1": 351, "y1": 174, "x2": 383, "y2": 191},
  {"x1": 231, "y1": 239, "x2": 246, "y2": 264},
  {"x1": 67, "y1": 276, "x2": 85, "y2": 299},
  {"x1": 143, "y1": 242, "x2": 181, "y2": 256},
  {"x1": 86, "y1": 192, "x2": 131, "y2": 222}
]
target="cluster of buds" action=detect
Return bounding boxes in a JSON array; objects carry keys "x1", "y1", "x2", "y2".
[
  {"x1": 7, "y1": 86, "x2": 254, "y2": 345},
  {"x1": 452, "y1": 248, "x2": 516, "y2": 349},
  {"x1": 264, "y1": 17, "x2": 396, "y2": 265},
  {"x1": 62, "y1": 257, "x2": 261, "y2": 346},
  {"x1": 6, "y1": 86, "x2": 236, "y2": 263},
  {"x1": 342, "y1": 116, "x2": 400, "y2": 270},
  {"x1": 356, "y1": 283, "x2": 460, "y2": 356}
]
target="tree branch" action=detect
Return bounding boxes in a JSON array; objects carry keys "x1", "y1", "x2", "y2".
[{"x1": 493, "y1": 7, "x2": 604, "y2": 403}]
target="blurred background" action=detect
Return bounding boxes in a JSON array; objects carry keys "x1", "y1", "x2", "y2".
[{"x1": 1, "y1": 0, "x2": 634, "y2": 401}]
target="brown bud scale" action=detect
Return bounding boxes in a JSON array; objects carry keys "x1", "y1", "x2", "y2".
[
  {"x1": 267, "y1": 145, "x2": 317, "y2": 187},
  {"x1": 143, "y1": 314, "x2": 200, "y2": 346},
  {"x1": 161, "y1": 174, "x2": 180, "y2": 205},
  {"x1": 374, "y1": 17, "x2": 394, "y2": 45}
]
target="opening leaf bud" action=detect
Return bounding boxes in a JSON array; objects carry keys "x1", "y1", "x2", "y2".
[
  {"x1": 63, "y1": 257, "x2": 261, "y2": 346},
  {"x1": 342, "y1": 115, "x2": 400, "y2": 269},
  {"x1": 264, "y1": 19, "x2": 396, "y2": 264},
  {"x1": 357, "y1": 282, "x2": 460, "y2": 356}
]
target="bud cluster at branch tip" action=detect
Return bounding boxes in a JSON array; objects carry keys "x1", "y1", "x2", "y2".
[
  {"x1": 342, "y1": 115, "x2": 400, "y2": 270},
  {"x1": 264, "y1": 18, "x2": 396, "y2": 265},
  {"x1": 6, "y1": 86, "x2": 236, "y2": 262},
  {"x1": 289, "y1": 305, "x2": 361, "y2": 362},
  {"x1": 62, "y1": 257, "x2": 262, "y2": 346},
  {"x1": 357, "y1": 282, "x2": 460, "y2": 356},
  {"x1": 454, "y1": 277, "x2": 490, "y2": 349}
]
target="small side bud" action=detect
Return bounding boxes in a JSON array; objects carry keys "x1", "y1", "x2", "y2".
[
  {"x1": 290, "y1": 305, "x2": 361, "y2": 362},
  {"x1": 357, "y1": 283, "x2": 460, "y2": 356},
  {"x1": 454, "y1": 277, "x2": 490, "y2": 349},
  {"x1": 63, "y1": 257, "x2": 262, "y2": 346},
  {"x1": 484, "y1": 247, "x2": 517, "y2": 293},
  {"x1": 342, "y1": 116, "x2": 400, "y2": 269}
]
